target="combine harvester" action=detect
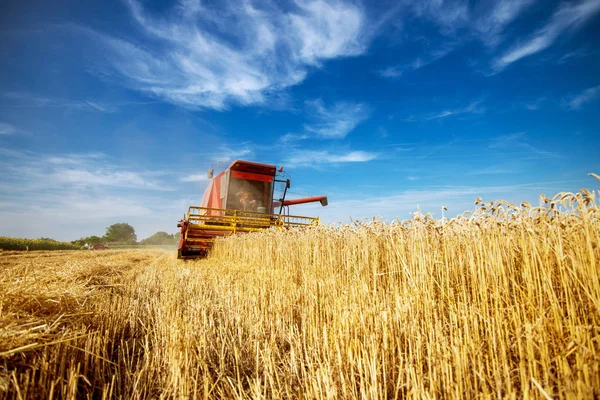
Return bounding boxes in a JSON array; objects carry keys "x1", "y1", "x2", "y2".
[{"x1": 177, "y1": 160, "x2": 328, "y2": 259}]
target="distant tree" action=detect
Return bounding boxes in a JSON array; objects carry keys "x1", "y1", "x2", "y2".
[
  {"x1": 140, "y1": 231, "x2": 176, "y2": 245},
  {"x1": 104, "y1": 223, "x2": 137, "y2": 243},
  {"x1": 86, "y1": 235, "x2": 103, "y2": 244},
  {"x1": 72, "y1": 235, "x2": 104, "y2": 246}
]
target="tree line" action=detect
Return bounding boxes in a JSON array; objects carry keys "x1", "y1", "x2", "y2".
[{"x1": 72, "y1": 223, "x2": 178, "y2": 246}]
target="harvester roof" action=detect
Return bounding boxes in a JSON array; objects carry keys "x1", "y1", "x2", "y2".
[{"x1": 228, "y1": 160, "x2": 277, "y2": 176}]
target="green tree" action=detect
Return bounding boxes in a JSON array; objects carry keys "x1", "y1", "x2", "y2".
[
  {"x1": 140, "y1": 231, "x2": 176, "y2": 245},
  {"x1": 104, "y1": 223, "x2": 137, "y2": 243},
  {"x1": 72, "y1": 235, "x2": 104, "y2": 246},
  {"x1": 86, "y1": 235, "x2": 103, "y2": 244}
]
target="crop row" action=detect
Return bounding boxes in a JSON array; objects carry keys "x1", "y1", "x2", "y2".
[{"x1": 0, "y1": 236, "x2": 80, "y2": 251}]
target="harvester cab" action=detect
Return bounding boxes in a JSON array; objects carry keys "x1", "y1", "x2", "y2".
[{"x1": 177, "y1": 160, "x2": 328, "y2": 259}]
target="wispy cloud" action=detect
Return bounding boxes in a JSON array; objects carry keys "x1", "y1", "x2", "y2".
[
  {"x1": 377, "y1": 43, "x2": 455, "y2": 80},
  {"x1": 466, "y1": 166, "x2": 517, "y2": 175},
  {"x1": 493, "y1": 0, "x2": 600, "y2": 72},
  {"x1": 84, "y1": 0, "x2": 368, "y2": 110},
  {"x1": 412, "y1": 44, "x2": 456, "y2": 69},
  {"x1": 489, "y1": 132, "x2": 558, "y2": 158},
  {"x1": 313, "y1": 179, "x2": 589, "y2": 223},
  {"x1": 409, "y1": 1, "x2": 469, "y2": 34},
  {"x1": 190, "y1": 144, "x2": 254, "y2": 163},
  {"x1": 0, "y1": 147, "x2": 196, "y2": 240},
  {"x1": 53, "y1": 169, "x2": 172, "y2": 190},
  {"x1": 474, "y1": 0, "x2": 537, "y2": 47},
  {"x1": 377, "y1": 127, "x2": 389, "y2": 138},
  {"x1": 0, "y1": 122, "x2": 16, "y2": 135},
  {"x1": 423, "y1": 100, "x2": 485, "y2": 121},
  {"x1": 46, "y1": 152, "x2": 106, "y2": 166},
  {"x1": 399, "y1": 0, "x2": 536, "y2": 45},
  {"x1": 285, "y1": 149, "x2": 378, "y2": 167},
  {"x1": 375, "y1": 0, "x2": 537, "y2": 79},
  {"x1": 522, "y1": 97, "x2": 547, "y2": 111},
  {"x1": 564, "y1": 85, "x2": 600, "y2": 110},
  {"x1": 558, "y1": 47, "x2": 593, "y2": 63},
  {"x1": 387, "y1": 1, "x2": 593, "y2": 75},
  {"x1": 288, "y1": 0, "x2": 367, "y2": 64},
  {"x1": 0, "y1": 149, "x2": 173, "y2": 192},
  {"x1": 304, "y1": 99, "x2": 371, "y2": 138},
  {"x1": 279, "y1": 133, "x2": 310, "y2": 143},
  {"x1": 0, "y1": 192, "x2": 183, "y2": 241},
  {"x1": 213, "y1": 145, "x2": 253, "y2": 162},
  {"x1": 0, "y1": 91, "x2": 126, "y2": 112},
  {"x1": 377, "y1": 66, "x2": 403, "y2": 79},
  {"x1": 180, "y1": 174, "x2": 210, "y2": 183}
]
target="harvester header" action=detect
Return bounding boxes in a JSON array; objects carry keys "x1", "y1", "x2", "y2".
[{"x1": 177, "y1": 160, "x2": 327, "y2": 258}]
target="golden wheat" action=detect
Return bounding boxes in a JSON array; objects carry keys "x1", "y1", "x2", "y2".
[
  {"x1": 0, "y1": 237, "x2": 79, "y2": 251},
  {"x1": 1, "y1": 188, "x2": 599, "y2": 399}
]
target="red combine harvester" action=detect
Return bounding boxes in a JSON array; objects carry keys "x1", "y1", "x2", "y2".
[{"x1": 177, "y1": 160, "x2": 328, "y2": 259}]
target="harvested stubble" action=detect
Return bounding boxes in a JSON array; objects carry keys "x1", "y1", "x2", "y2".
[{"x1": 1, "y1": 189, "x2": 600, "y2": 399}]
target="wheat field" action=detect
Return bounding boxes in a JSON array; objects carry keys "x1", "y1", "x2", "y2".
[{"x1": 1, "y1": 188, "x2": 599, "y2": 399}]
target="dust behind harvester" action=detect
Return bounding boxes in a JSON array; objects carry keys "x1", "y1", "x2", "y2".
[{"x1": 177, "y1": 160, "x2": 328, "y2": 259}]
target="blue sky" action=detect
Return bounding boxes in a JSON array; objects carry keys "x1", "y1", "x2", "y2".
[{"x1": 1, "y1": 0, "x2": 599, "y2": 241}]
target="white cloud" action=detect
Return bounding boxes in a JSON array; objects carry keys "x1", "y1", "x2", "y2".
[
  {"x1": 489, "y1": 132, "x2": 558, "y2": 158},
  {"x1": 466, "y1": 166, "x2": 516, "y2": 175},
  {"x1": 0, "y1": 195, "x2": 184, "y2": 242},
  {"x1": 474, "y1": 0, "x2": 537, "y2": 47},
  {"x1": 427, "y1": 110, "x2": 454, "y2": 120},
  {"x1": 301, "y1": 180, "x2": 592, "y2": 224},
  {"x1": 0, "y1": 122, "x2": 16, "y2": 135},
  {"x1": 189, "y1": 145, "x2": 254, "y2": 163},
  {"x1": 493, "y1": 0, "x2": 600, "y2": 71},
  {"x1": 403, "y1": 0, "x2": 535, "y2": 45},
  {"x1": 0, "y1": 148, "x2": 200, "y2": 240},
  {"x1": 46, "y1": 152, "x2": 107, "y2": 165},
  {"x1": 377, "y1": 43, "x2": 455, "y2": 80},
  {"x1": 409, "y1": 0, "x2": 470, "y2": 33},
  {"x1": 180, "y1": 174, "x2": 209, "y2": 183},
  {"x1": 289, "y1": 0, "x2": 366, "y2": 65},
  {"x1": 377, "y1": 66, "x2": 403, "y2": 79},
  {"x1": 414, "y1": 44, "x2": 456, "y2": 68},
  {"x1": 557, "y1": 47, "x2": 593, "y2": 63},
  {"x1": 285, "y1": 149, "x2": 378, "y2": 167},
  {"x1": 52, "y1": 169, "x2": 173, "y2": 191},
  {"x1": 331, "y1": 151, "x2": 376, "y2": 162},
  {"x1": 0, "y1": 149, "x2": 173, "y2": 192},
  {"x1": 213, "y1": 145, "x2": 253, "y2": 162},
  {"x1": 304, "y1": 99, "x2": 371, "y2": 138},
  {"x1": 564, "y1": 85, "x2": 600, "y2": 110},
  {"x1": 0, "y1": 91, "x2": 121, "y2": 112},
  {"x1": 279, "y1": 133, "x2": 310, "y2": 143},
  {"x1": 374, "y1": 0, "x2": 538, "y2": 79},
  {"x1": 422, "y1": 100, "x2": 485, "y2": 120},
  {"x1": 85, "y1": 0, "x2": 367, "y2": 110},
  {"x1": 523, "y1": 97, "x2": 547, "y2": 111}
]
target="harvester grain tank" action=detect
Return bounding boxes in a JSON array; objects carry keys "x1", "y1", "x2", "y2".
[{"x1": 177, "y1": 160, "x2": 328, "y2": 258}]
